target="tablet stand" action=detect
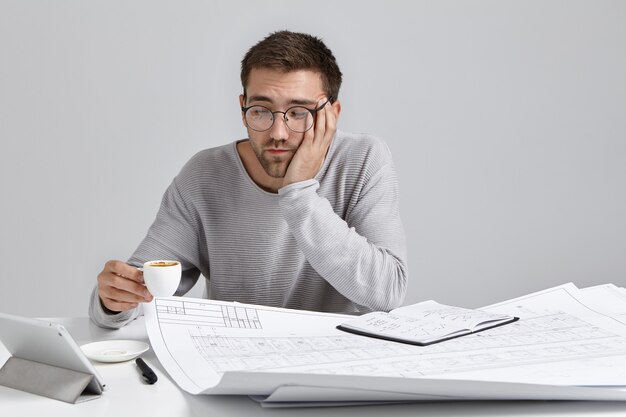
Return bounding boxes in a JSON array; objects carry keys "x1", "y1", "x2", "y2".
[{"x1": 0, "y1": 356, "x2": 101, "y2": 403}]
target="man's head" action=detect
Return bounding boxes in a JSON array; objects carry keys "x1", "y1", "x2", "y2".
[
  {"x1": 239, "y1": 31, "x2": 343, "y2": 180},
  {"x1": 240, "y1": 30, "x2": 342, "y2": 103}
]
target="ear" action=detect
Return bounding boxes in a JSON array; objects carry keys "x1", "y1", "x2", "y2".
[
  {"x1": 239, "y1": 95, "x2": 246, "y2": 127},
  {"x1": 332, "y1": 99, "x2": 342, "y2": 120}
]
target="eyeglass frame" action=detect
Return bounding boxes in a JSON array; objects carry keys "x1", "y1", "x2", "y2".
[{"x1": 240, "y1": 97, "x2": 333, "y2": 133}]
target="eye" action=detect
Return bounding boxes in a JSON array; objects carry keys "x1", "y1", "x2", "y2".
[
  {"x1": 249, "y1": 107, "x2": 271, "y2": 119},
  {"x1": 287, "y1": 107, "x2": 309, "y2": 120}
]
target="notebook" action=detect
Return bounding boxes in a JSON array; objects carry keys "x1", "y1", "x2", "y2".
[{"x1": 337, "y1": 300, "x2": 519, "y2": 346}]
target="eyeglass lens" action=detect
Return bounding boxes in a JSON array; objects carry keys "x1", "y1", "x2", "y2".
[{"x1": 245, "y1": 106, "x2": 315, "y2": 133}]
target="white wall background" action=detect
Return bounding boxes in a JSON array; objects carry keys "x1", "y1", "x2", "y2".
[{"x1": 1, "y1": 0, "x2": 624, "y2": 318}]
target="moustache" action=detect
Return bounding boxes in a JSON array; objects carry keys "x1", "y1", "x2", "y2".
[{"x1": 264, "y1": 141, "x2": 298, "y2": 151}]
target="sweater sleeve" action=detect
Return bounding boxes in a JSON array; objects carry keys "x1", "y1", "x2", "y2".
[
  {"x1": 277, "y1": 155, "x2": 408, "y2": 312},
  {"x1": 128, "y1": 178, "x2": 203, "y2": 284},
  {"x1": 88, "y1": 176, "x2": 203, "y2": 329}
]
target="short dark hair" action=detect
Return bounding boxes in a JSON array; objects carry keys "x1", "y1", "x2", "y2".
[{"x1": 241, "y1": 30, "x2": 342, "y2": 102}]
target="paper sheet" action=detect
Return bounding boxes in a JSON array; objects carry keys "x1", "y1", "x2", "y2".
[
  {"x1": 579, "y1": 284, "x2": 626, "y2": 325},
  {"x1": 143, "y1": 284, "x2": 626, "y2": 402},
  {"x1": 144, "y1": 299, "x2": 351, "y2": 394},
  {"x1": 432, "y1": 283, "x2": 626, "y2": 385}
]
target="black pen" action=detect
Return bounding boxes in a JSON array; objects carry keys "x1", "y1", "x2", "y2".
[{"x1": 136, "y1": 357, "x2": 158, "y2": 384}]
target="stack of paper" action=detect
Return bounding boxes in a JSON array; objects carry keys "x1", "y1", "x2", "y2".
[{"x1": 143, "y1": 283, "x2": 626, "y2": 407}]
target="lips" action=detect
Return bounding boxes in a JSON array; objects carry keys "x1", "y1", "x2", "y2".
[{"x1": 266, "y1": 149, "x2": 291, "y2": 154}]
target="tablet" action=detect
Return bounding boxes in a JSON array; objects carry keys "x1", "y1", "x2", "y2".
[{"x1": 0, "y1": 312, "x2": 105, "y2": 395}]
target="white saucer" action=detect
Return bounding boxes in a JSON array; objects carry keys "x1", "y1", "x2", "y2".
[{"x1": 81, "y1": 340, "x2": 150, "y2": 363}]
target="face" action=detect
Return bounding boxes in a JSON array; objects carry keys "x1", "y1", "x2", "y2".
[{"x1": 240, "y1": 68, "x2": 328, "y2": 178}]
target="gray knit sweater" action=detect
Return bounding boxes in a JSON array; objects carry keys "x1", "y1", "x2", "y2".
[{"x1": 89, "y1": 130, "x2": 408, "y2": 328}]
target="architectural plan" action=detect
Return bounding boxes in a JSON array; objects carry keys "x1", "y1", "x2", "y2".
[{"x1": 143, "y1": 284, "x2": 626, "y2": 402}]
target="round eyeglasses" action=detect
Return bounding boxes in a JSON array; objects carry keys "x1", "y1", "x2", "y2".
[{"x1": 241, "y1": 98, "x2": 332, "y2": 133}]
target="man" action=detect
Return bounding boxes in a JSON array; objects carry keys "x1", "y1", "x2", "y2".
[{"x1": 89, "y1": 30, "x2": 407, "y2": 329}]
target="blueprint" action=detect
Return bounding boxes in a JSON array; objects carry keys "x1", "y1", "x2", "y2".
[
  {"x1": 143, "y1": 284, "x2": 626, "y2": 402},
  {"x1": 579, "y1": 284, "x2": 626, "y2": 325}
]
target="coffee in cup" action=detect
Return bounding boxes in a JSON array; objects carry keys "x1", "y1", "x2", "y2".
[{"x1": 148, "y1": 261, "x2": 179, "y2": 267}]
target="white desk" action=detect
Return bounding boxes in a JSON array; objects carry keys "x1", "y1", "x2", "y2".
[{"x1": 2, "y1": 317, "x2": 626, "y2": 416}]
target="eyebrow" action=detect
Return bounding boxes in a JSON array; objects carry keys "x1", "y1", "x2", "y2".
[{"x1": 247, "y1": 95, "x2": 317, "y2": 106}]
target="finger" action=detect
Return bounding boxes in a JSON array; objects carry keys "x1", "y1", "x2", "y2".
[
  {"x1": 323, "y1": 101, "x2": 337, "y2": 144},
  {"x1": 101, "y1": 297, "x2": 139, "y2": 313},
  {"x1": 302, "y1": 115, "x2": 316, "y2": 146},
  {"x1": 103, "y1": 284, "x2": 151, "y2": 303},
  {"x1": 108, "y1": 273, "x2": 151, "y2": 299},
  {"x1": 98, "y1": 271, "x2": 151, "y2": 300},
  {"x1": 314, "y1": 99, "x2": 327, "y2": 143},
  {"x1": 326, "y1": 101, "x2": 337, "y2": 130},
  {"x1": 106, "y1": 259, "x2": 144, "y2": 283}
]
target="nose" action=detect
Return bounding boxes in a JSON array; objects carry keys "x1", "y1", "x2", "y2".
[{"x1": 269, "y1": 113, "x2": 290, "y2": 141}]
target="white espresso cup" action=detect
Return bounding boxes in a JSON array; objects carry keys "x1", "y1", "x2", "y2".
[{"x1": 142, "y1": 260, "x2": 182, "y2": 297}]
